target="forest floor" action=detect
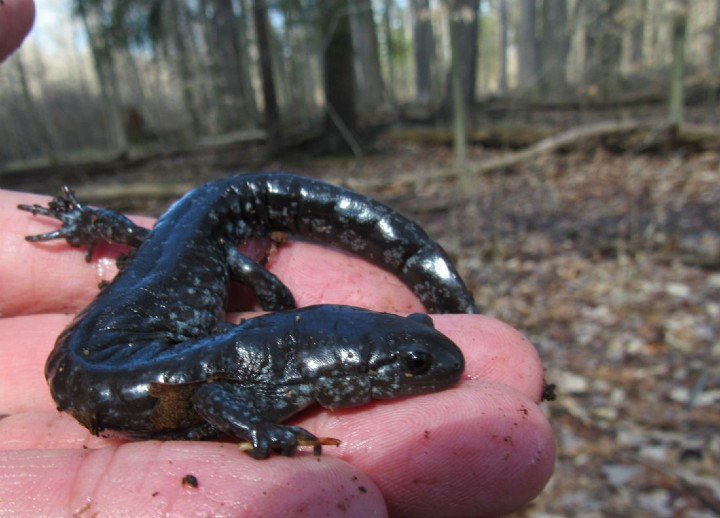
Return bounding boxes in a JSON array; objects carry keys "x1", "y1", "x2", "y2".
[{"x1": 4, "y1": 137, "x2": 720, "y2": 517}]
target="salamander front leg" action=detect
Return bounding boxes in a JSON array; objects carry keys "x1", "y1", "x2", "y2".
[
  {"x1": 226, "y1": 247, "x2": 296, "y2": 311},
  {"x1": 191, "y1": 382, "x2": 320, "y2": 458},
  {"x1": 18, "y1": 186, "x2": 150, "y2": 261}
]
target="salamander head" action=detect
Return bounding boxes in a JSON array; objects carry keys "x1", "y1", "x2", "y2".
[{"x1": 368, "y1": 313, "x2": 464, "y2": 399}]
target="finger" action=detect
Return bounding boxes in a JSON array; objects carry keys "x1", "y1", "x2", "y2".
[
  {"x1": 317, "y1": 383, "x2": 554, "y2": 518},
  {"x1": 0, "y1": 0, "x2": 34, "y2": 63},
  {"x1": 0, "y1": 412, "x2": 122, "y2": 450},
  {"x1": 0, "y1": 314, "x2": 70, "y2": 414},
  {"x1": 437, "y1": 314, "x2": 546, "y2": 400},
  {"x1": 1, "y1": 190, "x2": 154, "y2": 316},
  {"x1": 0, "y1": 441, "x2": 388, "y2": 517},
  {"x1": 1, "y1": 388, "x2": 552, "y2": 518}
]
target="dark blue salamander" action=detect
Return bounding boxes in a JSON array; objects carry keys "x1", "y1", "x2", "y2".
[{"x1": 19, "y1": 173, "x2": 477, "y2": 458}]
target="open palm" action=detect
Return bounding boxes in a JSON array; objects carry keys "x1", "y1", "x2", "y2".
[{"x1": 0, "y1": 189, "x2": 554, "y2": 516}]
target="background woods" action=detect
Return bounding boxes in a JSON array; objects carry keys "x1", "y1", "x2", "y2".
[
  {"x1": 2, "y1": 1, "x2": 720, "y2": 516},
  {"x1": 1, "y1": 0, "x2": 719, "y2": 164}
]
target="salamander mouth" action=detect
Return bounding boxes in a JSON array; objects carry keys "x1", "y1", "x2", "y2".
[{"x1": 369, "y1": 360, "x2": 464, "y2": 399}]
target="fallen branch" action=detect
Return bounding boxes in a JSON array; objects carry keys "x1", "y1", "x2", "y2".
[{"x1": 347, "y1": 120, "x2": 656, "y2": 193}]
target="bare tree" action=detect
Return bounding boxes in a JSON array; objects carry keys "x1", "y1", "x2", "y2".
[
  {"x1": 518, "y1": 0, "x2": 539, "y2": 89},
  {"x1": 498, "y1": 0, "x2": 509, "y2": 93},
  {"x1": 540, "y1": 0, "x2": 569, "y2": 94},
  {"x1": 322, "y1": 0, "x2": 359, "y2": 153},
  {"x1": 382, "y1": 0, "x2": 399, "y2": 99},
  {"x1": 74, "y1": 0, "x2": 127, "y2": 154},
  {"x1": 163, "y1": 1, "x2": 203, "y2": 136},
  {"x1": 349, "y1": 0, "x2": 390, "y2": 122},
  {"x1": 202, "y1": 0, "x2": 259, "y2": 131},
  {"x1": 13, "y1": 53, "x2": 60, "y2": 163},
  {"x1": 668, "y1": 0, "x2": 689, "y2": 127},
  {"x1": 630, "y1": 0, "x2": 647, "y2": 68},
  {"x1": 584, "y1": 0, "x2": 624, "y2": 100},
  {"x1": 410, "y1": 0, "x2": 435, "y2": 103},
  {"x1": 450, "y1": 0, "x2": 480, "y2": 109},
  {"x1": 448, "y1": 0, "x2": 478, "y2": 178},
  {"x1": 712, "y1": 0, "x2": 720, "y2": 78},
  {"x1": 253, "y1": 0, "x2": 280, "y2": 145}
]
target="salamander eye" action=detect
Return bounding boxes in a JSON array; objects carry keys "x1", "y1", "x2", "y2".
[{"x1": 399, "y1": 345, "x2": 432, "y2": 375}]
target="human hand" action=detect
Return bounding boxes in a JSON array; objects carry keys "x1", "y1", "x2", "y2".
[
  {"x1": 0, "y1": 0, "x2": 34, "y2": 63},
  {"x1": 0, "y1": 188, "x2": 554, "y2": 517}
]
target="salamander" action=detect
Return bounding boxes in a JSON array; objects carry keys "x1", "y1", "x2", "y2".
[{"x1": 19, "y1": 173, "x2": 476, "y2": 458}]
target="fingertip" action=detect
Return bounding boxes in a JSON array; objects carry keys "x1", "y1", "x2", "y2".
[
  {"x1": 318, "y1": 383, "x2": 555, "y2": 518},
  {"x1": 0, "y1": 0, "x2": 35, "y2": 63},
  {"x1": 434, "y1": 314, "x2": 546, "y2": 401},
  {"x1": 429, "y1": 384, "x2": 555, "y2": 517}
]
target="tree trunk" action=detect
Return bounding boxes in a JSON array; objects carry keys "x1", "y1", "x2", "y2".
[
  {"x1": 382, "y1": 0, "x2": 398, "y2": 101},
  {"x1": 203, "y1": 0, "x2": 258, "y2": 131},
  {"x1": 630, "y1": 0, "x2": 647, "y2": 67},
  {"x1": 499, "y1": 0, "x2": 509, "y2": 93},
  {"x1": 540, "y1": 0, "x2": 568, "y2": 94},
  {"x1": 278, "y1": 3, "x2": 315, "y2": 123},
  {"x1": 449, "y1": 0, "x2": 480, "y2": 109},
  {"x1": 711, "y1": 0, "x2": 720, "y2": 77},
  {"x1": 518, "y1": 0, "x2": 538, "y2": 89},
  {"x1": 448, "y1": 1, "x2": 469, "y2": 181},
  {"x1": 252, "y1": 0, "x2": 280, "y2": 146},
  {"x1": 348, "y1": 0, "x2": 390, "y2": 124},
  {"x1": 322, "y1": 0, "x2": 359, "y2": 154},
  {"x1": 584, "y1": 0, "x2": 625, "y2": 101},
  {"x1": 410, "y1": 0, "x2": 434, "y2": 103},
  {"x1": 14, "y1": 53, "x2": 60, "y2": 163},
  {"x1": 76, "y1": 3, "x2": 127, "y2": 155},
  {"x1": 165, "y1": 1, "x2": 203, "y2": 136},
  {"x1": 668, "y1": 0, "x2": 688, "y2": 127}
]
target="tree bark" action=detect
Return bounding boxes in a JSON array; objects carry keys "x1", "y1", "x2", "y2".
[
  {"x1": 203, "y1": 0, "x2": 258, "y2": 131},
  {"x1": 76, "y1": 2, "x2": 127, "y2": 155},
  {"x1": 322, "y1": 0, "x2": 359, "y2": 153},
  {"x1": 410, "y1": 0, "x2": 434, "y2": 103},
  {"x1": 540, "y1": 0, "x2": 568, "y2": 94},
  {"x1": 630, "y1": 0, "x2": 647, "y2": 67},
  {"x1": 252, "y1": 0, "x2": 280, "y2": 146},
  {"x1": 348, "y1": 0, "x2": 388, "y2": 123},
  {"x1": 382, "y1": 0, "x2": 398, "y2": 101},
  {"x1": 711, "y1": 0, "x2": 720, "y2": 77},
  {"x1": 449, "y1": 2, "x2": 469, "y2": 178},
  {"x1": 584, "y1": 0, "x2": 625, "y2": 101},
  {"x1": 499, "y1": 0, "x2": 509, "y2": 93},
  {"x1": 165, "y1": 1, "x2": 203, "y2": 136},
  {"x1": 518, "y1": 0, "x2": 538, "y2": 89},
  {"x1": 14, "y1": 53, "x2": 60, "y2": 163},
  {"x1": 449, "y1": 0, "x2": 480, "y2": 109},
  {"x1": 668, "y1": 0, "x2": 688, "y2": 127}
]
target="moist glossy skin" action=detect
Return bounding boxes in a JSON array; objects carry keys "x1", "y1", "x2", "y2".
[{"x1": 19, "y1": 173, "x2": 476, "y2": 458}]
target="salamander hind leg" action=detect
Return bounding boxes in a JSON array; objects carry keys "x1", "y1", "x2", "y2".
[
  {"x1": 191, "y1": 382, "x2": 318, "y2": 459},
  {"x1": 226, "y1": 247, "x2": 296, "y2": 311}
]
